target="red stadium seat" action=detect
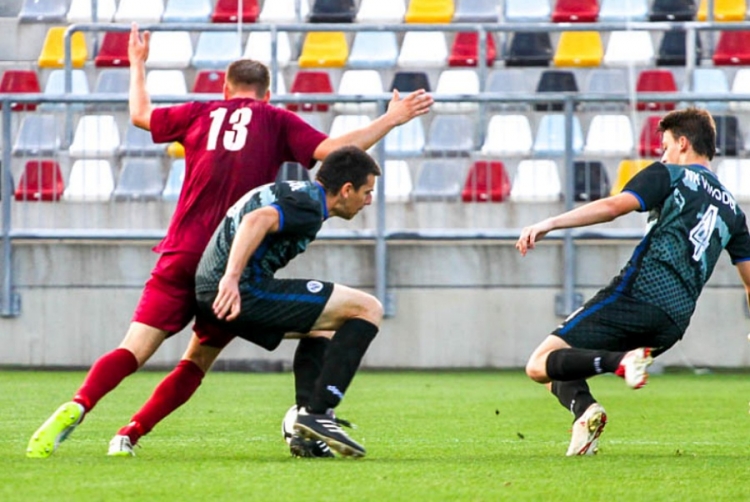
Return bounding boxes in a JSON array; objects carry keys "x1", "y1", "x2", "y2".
[
  {"x1": 712, "y1": 31, "x2": 750, "y2": 66},
  {"x1": 212, "y1": 0, "x2": 259, "y2": 22},
  {"x1": 0, "y1": 70, "x2": 40, "y2": 111},
  {"x1": 193, "y1": 70, "x2": 226, "y2": 93},
  {"x1": 95, "y1": 32, "x2": 130, "y2": 67},
  {"x1": 636, "y1": 69, "x2": 676, "y2": 111},
  {"x1": 448, "y1": 32, "x2": 497, "y2": 67},
  {"x1": 14, "y1": 160, "x2": 65, "y2": 201},
  {"x1": 287, "y1": 71, "x2": 334, "y2": 112},
  {"x1": 638, "y1": 116, "x2": 664, "y2": 157},
  {"x1": 461, "y1": 160, "x2": 511, "y2": 202},
  {"x1": 552, "y1": 0, "x2": 599, "y2": 22}
]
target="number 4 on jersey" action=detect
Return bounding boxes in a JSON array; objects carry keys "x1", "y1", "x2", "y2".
[
  {"x1": 689, "y1": 205, "x2": 718, "y2": 261},
  {"x1": 207, "y1": 107, "x2": 252, "y2": 151}
]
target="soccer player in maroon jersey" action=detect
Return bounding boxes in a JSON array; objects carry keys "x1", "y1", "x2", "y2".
[{"x1": 27, "y1": 23, "x2": 433, "y2": 458}]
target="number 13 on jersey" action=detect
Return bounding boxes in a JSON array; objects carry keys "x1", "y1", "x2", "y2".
[{"x1": 207, "y1": 107, "x2": 252, "y2": 151}]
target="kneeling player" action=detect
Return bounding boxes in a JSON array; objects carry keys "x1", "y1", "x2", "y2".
[{"x1": 108, "y1": 146, "x2": 382, "y2": 458}]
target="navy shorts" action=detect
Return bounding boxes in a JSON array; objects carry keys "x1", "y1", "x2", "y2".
[
  {"x1": 553, "y1": 290, "x2": 684, "y2": 357},
  {"x1": 196, "y1": 278, "x2": 334, "y2": 351}
]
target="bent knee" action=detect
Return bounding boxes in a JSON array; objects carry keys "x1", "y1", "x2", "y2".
[
  {"x1": 358, "y1": 294, "x2": 383, "y2": 326},
  {"x1": 525, "y1": 360, "x2": 550, "y2": 384}
]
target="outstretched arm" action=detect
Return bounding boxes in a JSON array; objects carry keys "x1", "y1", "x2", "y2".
[
  {"x1": 735, "y1": 261, "x2": 750, "y2": 314},
  {"x1": 312, "y1": 89, "x2": 433, "y2": 160},
  {"x1": 213, "y1": 207, "x2": 280, "y2": 321},
  {"x1": 128, "y1": 23, "x2": 153, "y2": 130},
  {"x1": 516, "y1": 192, "x2": 642, "y2": 256}
]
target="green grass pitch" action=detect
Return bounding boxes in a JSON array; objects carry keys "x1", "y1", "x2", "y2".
[{"x1": 1, "y1": 370, "x2": 749, "y2": 501}]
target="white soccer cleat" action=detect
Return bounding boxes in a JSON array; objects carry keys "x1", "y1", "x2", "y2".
[
  {"x1": 566, "y1": 403, "x2": 607, "y2": 457},
  {"x1": 616, "y1": 347, "x2": 654, "y2": 389},
  {"x1": 107, "y1": 435, "x2": 135, "y2": 457}
]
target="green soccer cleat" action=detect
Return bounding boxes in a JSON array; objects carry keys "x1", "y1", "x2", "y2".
[{"x1": 26, "y1": 402, "x2": 84, "y2": 458}]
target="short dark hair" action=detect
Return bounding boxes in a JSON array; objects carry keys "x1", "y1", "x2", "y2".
[
  {"x1": 225, "y1": 59, "x2": 270, "y2": 97},
  {"x1": 658, "y1": 107, "x2": 716, "y2": 161},
  {"x1": 316, "y1": 146, "x2": 381, "y2": 194}
]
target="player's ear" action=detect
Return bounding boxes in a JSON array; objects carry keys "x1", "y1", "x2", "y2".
[
  {"x1": 262, "y1": 89, "x2": 271, "y2": 103},
  {"x1": 340, "y1": 182, "x2": 353, "y2": 198},
  {"x1": 678, "y1": 135, "x2": 690, "y2": 152},
  {"x1": 222, "y1": 81, "x2": 231, "y2": 100}
]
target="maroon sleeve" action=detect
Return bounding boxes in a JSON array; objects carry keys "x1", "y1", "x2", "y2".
[
  {"x1": 149, "y1": 103, "x2": 199, "y2": 144},
  {"x1": 277, "y1": 109, "x2": 328, "y2": 169}
]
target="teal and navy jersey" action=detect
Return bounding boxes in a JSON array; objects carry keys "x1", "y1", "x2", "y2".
[
  {"x1": 610, "y1": 162, "x2": 750, "y2": 331},
  {"x1": 195, "y1": 180, "x2": 328, "y2": 293}
]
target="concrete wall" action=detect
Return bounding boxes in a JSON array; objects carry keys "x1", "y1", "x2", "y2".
[{"x1": 3, "y1": 237, "x2": 750, "y2": 369}]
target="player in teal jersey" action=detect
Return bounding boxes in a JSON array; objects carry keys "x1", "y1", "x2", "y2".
[
  {"x1": 108, "y1": 146, "x2": 381, "y2": 458},
  {"x1": 516, "y1": 108, "x2": 750, "y2": 456}
]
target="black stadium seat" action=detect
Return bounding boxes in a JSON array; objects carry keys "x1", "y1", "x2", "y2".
[
  {"x1": 574, "y1": 161, "x2": 611, "y2": 202},
  {"x1": 505, "y1": 32, "x2": 552, "y2": 67},
  {"x1": 308, "y1": 0, "x2": 356, "y2": 22},
  {"x1": 650, "y1": 0, "x2": 696, "y2": 21},
  {"x1": 390, "y1": 71, "x2": 431, "y2": 93},
  {"x1": 535, "y1": 70, "x2": 578, "y2": 111},
  {"x1": 714, "y1": 115, "x2": 742, "y2": 157},
  {"x1": 656, "y1": 30, "x2": 703, "y2": 66}
]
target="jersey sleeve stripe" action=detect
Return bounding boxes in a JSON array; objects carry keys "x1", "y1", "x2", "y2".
[
  {"x1": 622, "y1": 189, "x2": 646, "y2": 211},
  {"x1": 270, "y1": 203, "x2": 285, "y2": 232}
]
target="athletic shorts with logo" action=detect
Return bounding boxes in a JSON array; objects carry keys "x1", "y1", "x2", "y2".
[
  {"x1": 195, "y1": 277, "x2": 334, "y2": 350},
  {"x1": 553, "y1": 288, "x2": 684, "y2": 357}
]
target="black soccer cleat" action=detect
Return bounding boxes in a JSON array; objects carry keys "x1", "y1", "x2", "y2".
[
  {"x1": 289, "y1": 434, "x2": 335, "y2": 458},
  {"x1": 294, "y1": 409, "x2": 366, "y2": 458}
]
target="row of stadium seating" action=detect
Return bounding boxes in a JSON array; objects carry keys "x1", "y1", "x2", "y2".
[
  {"x1": 9, "y1": 157, "x2": 750, "y2": 204},
  {"x1": 7, "y1": 111, "x2": 746, "y2": 159},
  {"x1": 5, "y1": 67, "x2": 750, "y2": 111},
  {"x1": 11, "y1": 0, "x2": 750, "y2": 25},
  {"x1": 25, "y1": 27, "x2": 750, "y2": 69}
]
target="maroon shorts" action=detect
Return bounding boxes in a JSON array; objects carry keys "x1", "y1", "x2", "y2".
[{"x1": 132, "y1": 252, "x2": 235, "y2": 349}]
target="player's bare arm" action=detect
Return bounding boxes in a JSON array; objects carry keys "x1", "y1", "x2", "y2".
[
  {"x1": 128, "y1": 23, "x2": 153, "y2": 131},
  {"x1": 312, "y1": 89, "x2": 433, "y2": 159},
  {"x1": 213, "y1": 207, "x2": 280, "y2": 321},
  {"x1": 516, "y1": 192, "x2": 642, "y2": 256},
  {"x1": 734, "y1": 261, "x2": 750, "y2": 313}
]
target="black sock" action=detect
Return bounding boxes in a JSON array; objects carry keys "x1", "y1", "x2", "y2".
[
  {"x1": 551, "y1": 380, "x2": 597, "y2": 420},
  {"x1": 546, "y1": 348, "x2": 625, "y2": 381},
  {"x1": 308, "y1": 319, "x2": 379, "y2": 414},
  {"x1": 293, "y1": 337, "x2": 329, "y2": 408}
]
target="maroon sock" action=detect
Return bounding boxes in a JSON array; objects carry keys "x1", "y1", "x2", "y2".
[
  {"x1": 73, "y1": 348, "x2": 139, "y2": 412},
  {"x1": 119, "y1": 360, "x2": 205, "y2": 445}
]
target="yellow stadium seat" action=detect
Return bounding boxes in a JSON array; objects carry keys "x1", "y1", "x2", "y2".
[
  {"x1": 298, "y1": 32, "x2": 348, "y2": 68},
  {"x1": 404, "y1": 0, "x2": 455, "y2": 23},
  {"x1": 697, "y1": 0, "x2": 746, "y2": 20},
  {"x1": 167, "y1": 142, "x2": 185, "y2": 158},
  {"x1": 611, "y1": 159, "x2": 652, "y2": 195},
  {"x1": 553, "y1": 31, "x2": 603, "y2": 67},
  {"x1": 37, "y1": 27, "x2": 88, "y2": 69}
]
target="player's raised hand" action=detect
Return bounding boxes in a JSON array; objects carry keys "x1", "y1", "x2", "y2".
[
  {"x1": 128, "y1": 22, "x2": 150, "y2": 64},
  {"x1": 213, "y1": 275, "x2": 241, "y2": 321},
  {"x1": 516, "y1": 221, "x2": 553, "y2": 257},
  {"x1": 386, "y1": 89, "x2": 434, "y2": 126}
]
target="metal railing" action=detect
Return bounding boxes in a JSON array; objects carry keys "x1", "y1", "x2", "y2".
[
  {"x1": 3, "y1": 15, "x2": 750, "y2": 317},
  {"x1": 4, "y1": 91, "x2": 749, "y2": 318}
]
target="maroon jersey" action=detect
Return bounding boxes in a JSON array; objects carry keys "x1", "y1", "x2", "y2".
[{"x1": 150, "y1": 99, "x2": 327, "y2": 254}]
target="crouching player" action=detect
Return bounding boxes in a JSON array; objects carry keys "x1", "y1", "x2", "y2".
[{"x1": 108, "y1": 146, "x2": 382, "y2": 458}]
